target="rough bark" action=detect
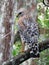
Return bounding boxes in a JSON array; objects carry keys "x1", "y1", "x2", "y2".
[{"x1": 2, "y1": 0, "x2": 13, "y2": 62}]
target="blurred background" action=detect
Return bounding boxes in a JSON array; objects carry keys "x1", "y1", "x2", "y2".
[{"x1": 0, "y1": 0, "x2": 49, "y2": 65}]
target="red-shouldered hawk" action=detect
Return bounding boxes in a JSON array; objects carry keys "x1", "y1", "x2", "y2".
[{"x1": 17, "y1": 8, "x2": 39, "y2": 57}]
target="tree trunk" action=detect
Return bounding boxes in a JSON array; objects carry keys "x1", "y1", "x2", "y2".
[{"x1": 2, "y1": 0, "x2": 13, "y2": 62}]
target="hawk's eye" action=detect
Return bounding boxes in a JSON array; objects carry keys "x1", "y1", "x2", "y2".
[
  {"x1": 16, "y1": 12, "x2": 22, "y2": 17},
  {"x1": 43, "y1": 0, "x2": 49, "y2": 7},
  {"x1": 17, "y1": 12, "x2": 24, "y2": 18}
]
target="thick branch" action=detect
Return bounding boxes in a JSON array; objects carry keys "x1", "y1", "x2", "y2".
[
  {"x1": 3, "y1": 39, "x2": 49, "y2": 65},
  {"x1": 39, "y1": 39, "x2": 49, "y2": 52}
]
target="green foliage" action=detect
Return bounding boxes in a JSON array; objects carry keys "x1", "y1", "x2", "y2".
[
  {"x1": 44, "y1": 19, "x2": 49, "y2": 28},
  {"x1": 37, "y1": 0, "x2": 43, "y2": 3},
  {"x1": 37, "y1": 2, "x2": 49, "y2": 29},
  {"x1": 12, "y1": 41, "x2": 22, "y2": 56},
  {"x1": 37, "y1": 1, "x2": 49, "y2": 65}
]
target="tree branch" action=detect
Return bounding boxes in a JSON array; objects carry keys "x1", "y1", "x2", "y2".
[
  {"x1": 3, "y1": 39, "x2": 49, "y2": 65},
  {"x1": 39, "y1": 39, "x2": 49, "y2": 52}
]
